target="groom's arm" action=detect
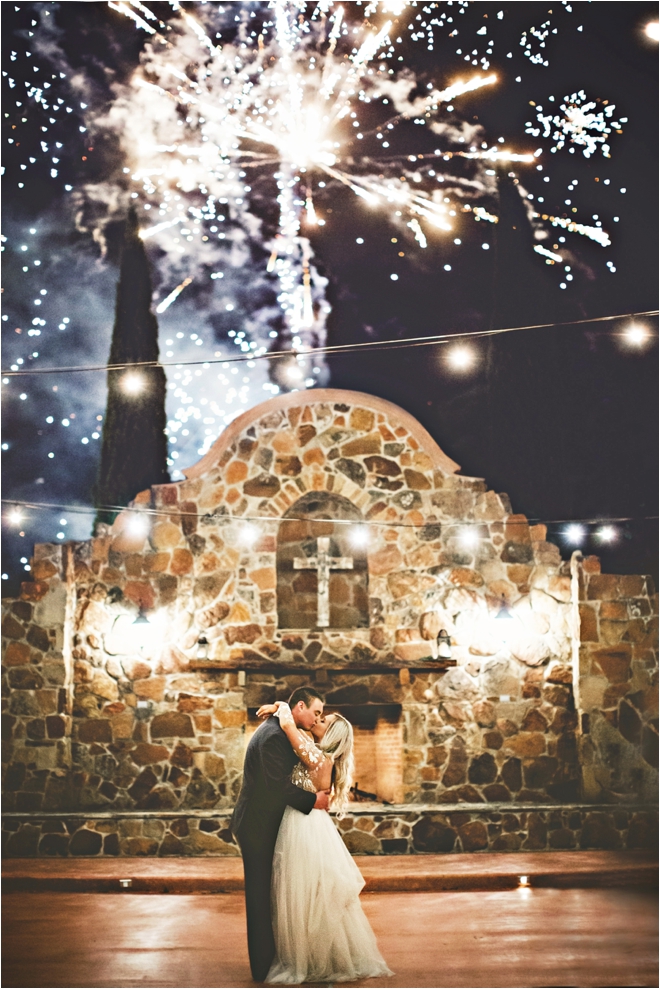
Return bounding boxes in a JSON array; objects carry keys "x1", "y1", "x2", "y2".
[{"x1": 262, "y1": 730, "x2": 316, "y2": 815}]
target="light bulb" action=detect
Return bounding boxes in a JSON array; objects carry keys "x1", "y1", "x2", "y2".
[
  {"x1": 622, "y1": 323, "x2": 650, "y2": 348},
  {"x1": 121, "y1": 372, "x2": 145, "y2": 395},
  {"x1": 349, "y1": 525, "x2": 370, "y2": 548},
  {"x1": 564, "y1": 524, "x2": 585, "y2": 545},
  {"x1": 597, "y1": 525, "x2": 617, "y2": 543},
  {"x1": 446, "y1": 345, "x2": 476, "y2": 372}
]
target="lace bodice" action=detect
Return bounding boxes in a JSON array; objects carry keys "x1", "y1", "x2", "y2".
[{"x1": 291, "y1": 761, "x2": 316, "y2": 793}]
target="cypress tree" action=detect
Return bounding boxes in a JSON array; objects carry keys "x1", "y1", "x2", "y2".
[
  {"x1": 490, "y1": 169, "x2": 548, "y2": 329},
  {"x1": 94, "y1": 208, "x2": 169, "y2": 527},
  {"x1": 483, "y1": 169, "x2": 567, "y2": 501}
]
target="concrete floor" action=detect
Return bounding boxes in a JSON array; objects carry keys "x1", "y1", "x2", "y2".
[
  {"x1": 4, "y1": 850, "x2": 656, "y2": 893},
  {"x1": 2, "y1": 887, "x2": 657, "y2": 988}
]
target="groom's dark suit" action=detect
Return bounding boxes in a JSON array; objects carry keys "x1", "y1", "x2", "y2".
[{"x1": 231, "y1": 716, "x2": 316, "y2": 982}]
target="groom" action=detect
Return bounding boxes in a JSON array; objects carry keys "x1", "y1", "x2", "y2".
[{"x1": 231, "y1": 686, "x2": 329, "y2": 982}]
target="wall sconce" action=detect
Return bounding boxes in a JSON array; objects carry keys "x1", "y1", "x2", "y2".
[
  {"x1": 196, "y1": 636, "x2": 209, "y2": 662},
  {"x1": 495, "y1": 597, "x2": 515, "y2": 623},
  {"x1": 131, "y1": 607, "x2": 154, "y2": 655},
  {"x1": 493, "y1": 597, "x2": 516, "y2": 643},
  {"x1": 437, "y1": 630, "x2": 452, "y2": 659},
  {"x1": 135, "y1": 699, "x2": 153, "y2": 721}
]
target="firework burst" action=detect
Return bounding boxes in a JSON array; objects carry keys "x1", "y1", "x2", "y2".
[
  {"x1": 102, "y1": 0, "x2": 532, "y2": 386},
  {"x1": 526, "y1": 90, "x2": 627, "y2": 158}
]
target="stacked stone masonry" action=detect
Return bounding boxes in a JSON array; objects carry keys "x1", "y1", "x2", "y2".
[
  {"x1": 2, "y1": 390, "x2": 657, "y2": 854},
  {"x1": 2, "y1": 806, "x2": 657, "y2": 857},
  {"x1": 572, "y1": 560, "x2": 658, "y2": 802}
]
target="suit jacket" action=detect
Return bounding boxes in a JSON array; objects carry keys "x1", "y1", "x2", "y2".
[{"x1": 231, "y1": 716, "x2": 316, "y2": 850}]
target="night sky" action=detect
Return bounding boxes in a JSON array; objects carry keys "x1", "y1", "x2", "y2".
[{"x1": 2, "y1": 1, "x2": 658, "y2": 596}]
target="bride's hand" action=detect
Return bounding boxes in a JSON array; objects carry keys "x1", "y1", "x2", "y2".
[{"x1": 256, "y1": 701, "x2": 282, "y2": 719}]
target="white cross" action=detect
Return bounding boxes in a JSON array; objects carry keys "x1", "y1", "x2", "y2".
[{"x1": 293, "y1": 536, "x2": 354, "y2": 628}]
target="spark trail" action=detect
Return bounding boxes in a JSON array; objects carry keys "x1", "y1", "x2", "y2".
[{"x1": 104, "y1": 0, "x2": 517, "y2": 382}]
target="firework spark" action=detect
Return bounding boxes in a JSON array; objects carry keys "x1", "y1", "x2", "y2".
[
  {"x1": 155, "y1": 276, "x2": 193, "y2": 314},
  {"x1": 102, "y1": 1, "x2": 522, "y2": 366},
  {"x1": 526, "y1": 91, "x2": 627, "y2": 158},
  {"x1": 533, "y1": 244, "x2": 563, "y2": 263},
  {"x1": 532, "y1": 211, "x2": 611, "y2": 247}
]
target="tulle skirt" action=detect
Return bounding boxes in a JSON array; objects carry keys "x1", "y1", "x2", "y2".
[{"x1": 266, "y1": 807, "x2": 393, "y2": 985}]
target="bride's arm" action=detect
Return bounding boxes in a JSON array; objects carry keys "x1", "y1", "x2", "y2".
[{"x1": 273, "y1": 704, "x2": 332, "y2": 786}]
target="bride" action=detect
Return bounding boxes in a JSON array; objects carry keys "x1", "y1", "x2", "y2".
[{"x1": 255, "y1": 700, "x2": 392, "y2": 986}]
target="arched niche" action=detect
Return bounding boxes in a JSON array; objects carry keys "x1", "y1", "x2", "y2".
[{"x1": 277, "y1": 491, "x2": 369, "y2": 630}]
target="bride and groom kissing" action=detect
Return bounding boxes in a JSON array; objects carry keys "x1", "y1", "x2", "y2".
[{"x1": 231, "y1": 686, "x2": 392, "y2": 986}]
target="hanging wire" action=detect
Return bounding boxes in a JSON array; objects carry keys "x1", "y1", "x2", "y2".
[
  {"x1": 2, "y1": 309, "x2": 657, "y2": 377},
  {"x1": 2, "y1": 498, "x2": 657, "y2": 532}
]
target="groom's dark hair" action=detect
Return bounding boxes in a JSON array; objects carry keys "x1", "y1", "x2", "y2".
[{"x1": 288, "y1": 686, "x2": 323, "y2": 709}]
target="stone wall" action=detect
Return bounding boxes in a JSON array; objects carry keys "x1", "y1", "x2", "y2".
[
  {"x1": 2, "y1": 560, "x2": 70, "y2": 812},
  {"x1": 2, "y1": 804, "x2": 656, "y2": 858},
  {"x1": 2, "y1": 390, "x2": 657, "y2": 852},
  {"x1": 276, "y1": 493, "x2": 369, "y2": 629},
  {"x1": 572, "y1": 555, "x2": 658, "y2": 803}
]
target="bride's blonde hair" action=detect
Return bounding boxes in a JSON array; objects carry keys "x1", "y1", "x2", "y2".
[{"x1": 319, "y1": 715, "x2": 354, "y2": 815}]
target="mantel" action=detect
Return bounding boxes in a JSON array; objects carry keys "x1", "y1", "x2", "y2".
[{"x1": 188, "y1": 659, "x2": 457, "y2": 674}]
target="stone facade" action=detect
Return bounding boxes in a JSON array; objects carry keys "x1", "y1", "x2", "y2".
[
  {"x1": 2, "y1": 804, "x2": 657, "y2": 857},
  {"x1": 572, "y1": 558, "x2": 658, "y2": 802},
  {"x1": 2, "y1": 389, "x2": 657, "y2": 853}
]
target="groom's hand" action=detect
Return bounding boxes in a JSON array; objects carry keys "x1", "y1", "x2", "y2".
[{"x1": 313, "y1": 790, "x2": 330, "y2": 811}]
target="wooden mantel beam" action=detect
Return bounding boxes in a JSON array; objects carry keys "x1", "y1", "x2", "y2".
[{"x1": 188, "y1": 659, "x2": 456, "y2": 674}]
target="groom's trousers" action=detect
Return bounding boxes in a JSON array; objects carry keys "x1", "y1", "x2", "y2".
[{"x1": 238, "y1": 832, "x2": 278, "y2": 982}]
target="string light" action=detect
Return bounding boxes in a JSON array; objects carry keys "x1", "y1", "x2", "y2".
[
  {"x1": 459, "y1": 528, "x2": 479, "y2": 548},
  {"x1": 596, "y1": 525, "x2": 617, "y2": 544},
  {"x1": 5, "y1": 310, "x2": 654, "y2": 379},
  {"x1": 238, "y1": 523, "x2": 260, "y2": 547},
  {"x1": 126, "y1": 513, "x2": 151, "y2": 537},
  {"x1": 120, "y1": 372, "x2": 146, "y2": 395},
  {"x1": 1, "y1": 499, "x2": 655, "y2": 534},
  {"x1": 564, "y1": 523, "x2": 586, "y2": 545},
  {"x1": 349, "y1": 525, "x2": 370, "y2": 548},
  {"x1": 621, "y1": 323, "x2": 652, "y2": 349},
  {"x1": 445, "y1": 344, "x2": 477, "y2": 371},
  {"x1": 645, "y1": 22, "x2": 659, "y2": 42}
]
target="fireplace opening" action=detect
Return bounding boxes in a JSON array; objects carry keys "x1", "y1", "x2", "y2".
[
  {"x1": 329, "y1": 705, "x2": 403, "y2": 805},
  {"x1": 246, "y1": 703, "x2": 403, "y2": 805}
]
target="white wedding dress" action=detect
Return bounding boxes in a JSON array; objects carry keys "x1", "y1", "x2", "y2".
[{"x1": 266, "y1": 762, "x2": 393, "y2": 985}]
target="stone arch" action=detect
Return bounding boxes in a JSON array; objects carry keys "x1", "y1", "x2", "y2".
[
  {"x1": 182, "y1": 388, "x2": 461, "y2": 481},
  {"x1": 276, "y1": 491, "x2": 369, "y2": 630}
]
